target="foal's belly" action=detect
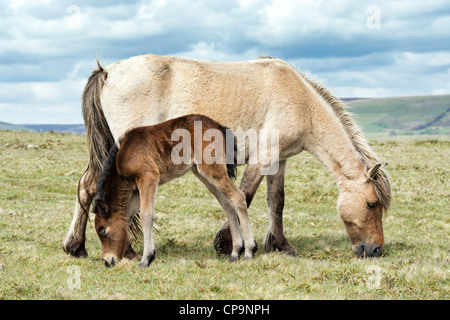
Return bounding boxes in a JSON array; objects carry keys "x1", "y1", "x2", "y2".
[{"x1": 157, "y1": 164, "x2": 192, "y2": 186}]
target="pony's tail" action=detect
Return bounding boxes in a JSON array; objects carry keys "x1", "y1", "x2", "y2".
[
  {"x1": 219, "y1": 125, "x2": 238, "y2": 181},
  {"x1": 80, "y1": 60, "x2": 114, "y2": 214}
]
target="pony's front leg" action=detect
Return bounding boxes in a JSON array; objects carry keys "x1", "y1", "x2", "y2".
[
  {"x1": 136, "y1": 176, "x2": 158, "y2": 268},
  {"x1": 264, "y1": 160, "x2": 297, "y2": 257},
  {"x1": 63, "y1": 169, "x2": 95, "y2": 258}
]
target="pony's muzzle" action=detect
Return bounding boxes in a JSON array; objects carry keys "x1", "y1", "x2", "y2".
[{"x1": 355, "y1": 243, "x2": 382, "y2": 258}]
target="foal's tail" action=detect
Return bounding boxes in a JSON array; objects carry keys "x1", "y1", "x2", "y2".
[
  {"x1": 218, "y1": 125, "x2": 238, "y2": 181},
  {"x1": 80, "y1": 61, "x2": 114, "y2": 213}
]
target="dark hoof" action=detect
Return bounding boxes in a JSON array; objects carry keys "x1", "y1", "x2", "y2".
[
  {"x1": 138, "y1": 251, "x2": 156, "y2": 268},
  {"x1": 63, "y1": 239, "x2": 88, "y2": 258},
  {"x1": 214, "y1": 227, "x2": 233, "y2": 256},
  {"x1": 286, "y1": 250, "x2": 298, "y2": 258},
  {"x1": 264, "y1": 233, "x2": 298, "y2": 257},
  {"x1": 252, "y1": 240, "x2": 259, "y2": 255},
  {"x1": 229, "y1": 255, "x2": 239, "y2": 263}
]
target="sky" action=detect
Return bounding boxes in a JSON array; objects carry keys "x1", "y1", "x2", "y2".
[{"x1": 1, "y1": 0, "x2": 450, "y2": 124}]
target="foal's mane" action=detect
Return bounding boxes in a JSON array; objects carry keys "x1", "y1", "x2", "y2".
[
  {"x1": 303, "y1": 76, "x2": 391, "y2": 212},
  {"x1": 93, "y1": 143, "x2": 142, "y2": 239},
  {"x1": 93, "y1": 144, "x2": 120, "y2": 208}
]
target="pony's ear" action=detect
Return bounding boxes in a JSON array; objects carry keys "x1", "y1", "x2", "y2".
[
  {"x1": 369, "y1": 164, "x2": 382, "y2": 180},
  {"x1": 93, "y1": 199, "x2": 110, "y2": 218},
  {"x1": 367, "y1": 163, "x2": 387, "y2": 181}
]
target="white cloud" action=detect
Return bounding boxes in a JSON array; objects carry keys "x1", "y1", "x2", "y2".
[{"x1": 174, "y1": 41, "x2": 260, "y2": 61}]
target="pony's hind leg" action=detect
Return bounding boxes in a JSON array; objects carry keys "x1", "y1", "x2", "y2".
[
  {"x1": 214, "y1": 164, "x2": 264, "y2": 256},
  {"x1": 194, "y1": 166, "x2": 257, "y2": 261},
  {"x1": 264, "y1": 160, "x2": 297, "y2": 257},
  {"x1": 63, "y1": 169, "x2": 95, "y2": 258}
]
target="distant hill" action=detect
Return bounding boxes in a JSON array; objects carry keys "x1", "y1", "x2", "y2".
[
  {"x1": 1, "y1": 94, "x2": 449, "y2": 137},
  {"x1": 21, "y1": 124, "x2": 85, "y2": 134},
  {"x1": 347, "y1": 95, "x2": 450, "y2": 137},
  {"x1": 0, "y1": 122, "x2": 85, "y2": 134},
  {"x1": 0, "y1": 121, "x2": 34, "y2": 132}
]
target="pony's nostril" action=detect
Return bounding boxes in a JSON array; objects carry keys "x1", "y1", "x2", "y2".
[
  {"x1": 355, "y1": 243, "x2": 365, "y2": 257},
  {"x1": 373, "y1": 246, "x2": 382, "y2": 257}
]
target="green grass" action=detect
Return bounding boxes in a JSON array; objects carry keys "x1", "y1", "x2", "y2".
[{"x1": 0, "y1": 130, "x2": 449, "y2": 300}]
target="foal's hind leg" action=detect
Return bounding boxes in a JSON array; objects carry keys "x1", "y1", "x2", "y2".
[
  {"x1": 214, "y1": 164, "x2": 264, "y2": 256},
  {"x1": 63, "y1": 169, "x2": 95, "y2": 258},
  {"x1": 194, "y1": 167, "x2": 257, "y2": 261},
  {"x1": 264, "y1": 160, "x2": 297, "y2": 256},
  {"x1": 136, "y1": 175, "x2": 158, "y2": 268}
]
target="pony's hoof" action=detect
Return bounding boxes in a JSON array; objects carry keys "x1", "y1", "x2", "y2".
[
  {"x1": 264, "y1": 233, "x2": 298, "y2": 257},
  {"x1": 229, "y1": 255, "x2": 239, "y2": 263},
  {"x1": 214, "y1": 227, "x2": 233, "y2": 256},
  {"x1": 138, "y1": 262, "x2": 149, "y2": 268}
]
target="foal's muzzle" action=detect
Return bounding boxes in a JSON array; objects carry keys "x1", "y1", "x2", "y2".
[
  {"x1": 355, "y1": 243, "x2": 382, "y2": 258},
  {"x1": 104, "y1": 256, "x2": 117, "y2": 268}
]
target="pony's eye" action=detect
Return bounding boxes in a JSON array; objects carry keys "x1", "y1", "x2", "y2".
[{"x1": 367, "y1": 202, "x2": 377, "y2": 209}]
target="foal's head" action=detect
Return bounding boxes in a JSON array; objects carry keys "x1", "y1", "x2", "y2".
[
  {"x1": 92, "y1": 145, "x2": 140, "y2": 267},
  {"x1": 337, "y1": 164, "x2": 391, "y2": 258},
  {"x1": 93, "y1": 198, "x2": 138, "y2": 267}
]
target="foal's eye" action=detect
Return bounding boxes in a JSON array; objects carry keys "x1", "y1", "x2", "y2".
[
  {"x1": 344, "y1": 221, "x2": 356, "y2": 228},
  {"x1": 367, "y1": 202, "x2": 377, "y2": 209},
  {"x1": 98, "y1": 226, "x2": 107, "y2": 237}
]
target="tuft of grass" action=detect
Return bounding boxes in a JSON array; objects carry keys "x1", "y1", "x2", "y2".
[{"x1": 0, "y1": 130, "x2": 449, "y2": 299}]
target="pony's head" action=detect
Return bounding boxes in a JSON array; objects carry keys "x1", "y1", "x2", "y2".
[{"x1": 337, "y1": 163, "x2": 391, "y2": 258}]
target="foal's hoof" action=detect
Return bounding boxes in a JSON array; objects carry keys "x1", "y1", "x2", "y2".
[
  {"x1": 138, "y1": 252, "x2": 156, "y2": 268},
  {"x1": 229, "y1": 255, "x2": 239, "y2": 263}
]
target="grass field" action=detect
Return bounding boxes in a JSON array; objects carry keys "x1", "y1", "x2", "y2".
[{"x1": 0, "y1": 130, "x2": 448, "y2": 300}]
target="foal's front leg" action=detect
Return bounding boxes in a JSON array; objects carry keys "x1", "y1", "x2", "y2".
[{"x1": 136, "y1": 176, "x2": 158, "y2": 268}]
